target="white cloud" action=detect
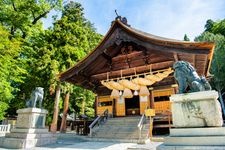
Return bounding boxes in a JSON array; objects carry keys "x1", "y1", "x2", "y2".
[
  {"x1": 128, "y1": 0, "x2": 225, "y2": 40},
  {"x1": 44, "y1": 0, "x2": 225, "y2": 41}
]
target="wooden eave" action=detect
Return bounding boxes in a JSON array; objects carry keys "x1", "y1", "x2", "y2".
[{"x1": 59, "y1": 19, "x2": 215, "y2": 95}]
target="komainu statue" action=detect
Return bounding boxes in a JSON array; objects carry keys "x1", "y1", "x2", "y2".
[
  {"x1": 173, "y1": 61, "x2": 211, "y2": 94},
  {"x1": 26, "y1": 87, "x2": 44, "y2": 108}
]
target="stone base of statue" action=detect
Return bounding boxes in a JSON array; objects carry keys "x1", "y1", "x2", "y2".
[
  {"x1": 0, "y1": 108, "x2": 56, "y2": 149},
  {"x1": 157, "y1": 127, "x2": 225, "y2": 150},
  {"x1": 157, "y1": 90, "x2": 225, "y2": 150},
  {"x1": 170, "y1": 90, "x2": 223, "y2": 127}
]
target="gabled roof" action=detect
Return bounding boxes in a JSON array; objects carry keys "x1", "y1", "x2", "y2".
[{"x1": 59, "y1": 19, "x2": 215, "y2": 95}]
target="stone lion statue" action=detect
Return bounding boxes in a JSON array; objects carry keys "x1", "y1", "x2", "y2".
[
  {"x1": 26, "y1": 87, "x2": 44, "y2": 108},
  {"x1": 173, "y1": 61, "x2": 211, "y2": 94}
]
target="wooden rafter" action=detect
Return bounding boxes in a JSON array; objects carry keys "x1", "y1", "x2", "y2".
[{"x1": 91, "y1": 60, "x2": 174, "y2": 80}]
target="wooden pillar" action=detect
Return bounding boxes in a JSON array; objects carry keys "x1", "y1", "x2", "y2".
[
  {"x1": 50, "y1": 82, "x2": 61, "y2": 132},
  {"x1": 60, "y1": 91, "x2": 70, "y2": 133},
  {"x1": 81, "y1": 98, "x2": 85, "y2": 114},
  {"x1": 150, "y1": 90, "x2": 155, "y2": 109},
  {"x1": 113, "y1": 98, "x2": 116, "y2": 117},
  {"x1": 95, "y1": 96, "x2": 98, "y2": 117},
  {"x1": 172, "y1": 84, "x2": 178, "y2": 94}
]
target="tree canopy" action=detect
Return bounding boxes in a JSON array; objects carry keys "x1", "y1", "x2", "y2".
[
  {"x1": 195, "y1": 19, "x2": 225, "y2": 115},
  {"x1": 0, "y1": 25, "x2": 26, "y2": 120},
  {"x1": 183, "y1": 34, "x2": 190, "y2": 41},
  {"x1": 204, "y1": 19, "x2": 225, "y2": 37},
  {"x1": 0, "y1": 0, "x2": 62, "y2": 38},
  {"x1": 195, "y1": 19, "x2": 225, "y2": 90},
  {"x1": 0, "y1": 1, "x2": 102, "y2": 121}
]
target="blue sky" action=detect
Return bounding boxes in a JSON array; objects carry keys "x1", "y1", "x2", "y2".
[{"x1": 43, "y1": 0, "x2": 225, "y2": 41}]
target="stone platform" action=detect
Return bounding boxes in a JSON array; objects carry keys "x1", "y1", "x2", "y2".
[
  {"x1": 0, "y1": 108, "x2": 56, "y2": 149},
  {"x1": 157, "y1": 127, "x2": 225, "y2": 150},
  {"x1": 157, "y1": 91, "x2": 225, "y2": 150}
]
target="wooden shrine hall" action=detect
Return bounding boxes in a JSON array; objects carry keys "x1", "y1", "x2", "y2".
[{"x1": 59, "y1": 18, "x2": 215, "y2": 134}]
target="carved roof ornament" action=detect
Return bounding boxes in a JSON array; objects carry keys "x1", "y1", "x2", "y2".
[{"x1": 113, "y1": 10, "x2": 130, "y2": 27}]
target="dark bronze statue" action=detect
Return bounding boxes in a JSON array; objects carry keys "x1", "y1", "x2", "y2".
[
  {"x1": 173, "y1": 61, "x2": 211, "y2": 94},
  {"x1": 26, "y1": 87, "x2": 44, "y2": 108}
]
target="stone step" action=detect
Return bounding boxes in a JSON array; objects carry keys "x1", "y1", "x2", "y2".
[
  {"x1": 1, "y1": 136, "x2": 56, "y2": 149},
  {"x1": 95, "y1": 128, "x2": 148, "y2": 134},
  {"x1": 96, "y1": 127, "x2": 148, "y2": 133},
  {"x1": 86, "y1": 137, "x2": 146, "y2": 143},
  {"x1": 95, "y1": 130, "x2": 138, "y2": 135},
  {"x1": 157, "y1": 145, "x2": 225, "y2": 150},
  {"x1": 107, "y1": 118, "x2": 140, "y2": 121},
  {"x1": 94, "y1": 130, "x2": 148, "y2": 138},
  {"x1": 94, "y1": 133, "x2": 140, "y2": 139},
  {"x1": 109, "y1": 116, "x2": 140, "y2": 120},
  {"x1": 5, "y1": 132, "x2": 55, "y2": 139},
  {"x1": 107, "y1": 118, "x2": 140, "y2": 122},
  {"x1": 10, "y1": 128, "x2": 48, "y2": 133},
  {"x1": 164, "y1": 136, "x2": 225, "y2": 146},
  {"x1": 93, "y1": 124, "x2": 140, "y2": 130},
  {"x1": 106, "y1": 121, "x2": 139, "y2": 124},
  {"x1": 170, "y1": 127, "x2": 225, "y2": 137},
  {"x1": 107, "y1": 119, "x2": 140, "y2": 122},
  {"x1": 92, "y1": 116, "x2": 149, "y2": 142},
  {"x1": 102, "y1": 124, "x2": 138, "y2": 128},
  {"x1": 105, "y1": 123, "x2": 138, "y2": 126}
]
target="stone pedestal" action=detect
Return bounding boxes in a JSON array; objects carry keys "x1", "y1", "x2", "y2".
[
  {"x1": 157, "y1": 91, "x2": 225, "y2": 150},
  {"x1": 157, "y1": 128, "x2": 225, "y2": 150},
  {"x1": 0, "y1": 108, "x2": 56, "y2": 149},
  {"x1": 171, "y1": 90, "x2": 223, "y2": 127}
]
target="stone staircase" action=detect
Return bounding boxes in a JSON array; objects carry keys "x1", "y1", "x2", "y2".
[{"x1": 91, "y1": 116, "x2": 150, "y2": 143}]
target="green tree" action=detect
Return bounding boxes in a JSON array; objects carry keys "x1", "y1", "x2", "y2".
[
  {"x1": 204, "y1": 19, "x2": 225, "y2": 36},
  {"x1": 21, "y1": 1, "x2": 102, "y2": 125},
  {"x1": 0, "y1": 25, "x2": 26, "y2": 120},
  {"x1": 0, "y1": 0, "x2": 62, "y2": 38},
  {"x1": 183, "y1": 34, "x2": 190, "y2": 41},
  {"x1": 195, "y1": 19, "x2": 225, "y2": 115},
  {"x1": 0, "y1": 0, "x2": 62, "y2": 115},
  {"x1": 0, "y1": 1, "x2": 102, "y2": 123}
]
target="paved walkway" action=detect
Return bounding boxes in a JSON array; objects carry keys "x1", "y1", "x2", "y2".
[
  {"x1": 0, "y1": 133, "x2": 163, "y2": 150},
  {"x1": 31, "y1": 138, "x2": 162, "y2": 150}
]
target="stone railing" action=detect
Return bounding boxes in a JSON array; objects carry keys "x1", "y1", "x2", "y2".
[{"x1": 0, "y1": 124, "x2": 11, "y2": 136}]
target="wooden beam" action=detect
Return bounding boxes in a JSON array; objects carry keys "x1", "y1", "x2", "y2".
[
  {"x1": 192, "y1": 54, "x2": 196, "y2": 68},
  {"x1": 91, "y1": 60, "x2": 174, "y2": 80},
  {"x1": 102, "y1": 51, "x2": 112, "y2": 61}
]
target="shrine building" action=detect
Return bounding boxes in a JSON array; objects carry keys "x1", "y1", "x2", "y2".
[{"x1": 59, "y1": 18, "x2": 214, "y2": 131}]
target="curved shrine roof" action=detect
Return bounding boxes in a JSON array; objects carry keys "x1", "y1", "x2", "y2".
[{"x1": 59, "y1": 19, "x2": 215, "y2": 95}]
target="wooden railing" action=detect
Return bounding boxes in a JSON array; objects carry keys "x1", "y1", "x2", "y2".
[
  {"x1": 0, "y1": 124, "x2": 11, "y2": 133},
  {"x1": 89, "y1": 109, "x2": 109, "y2": 137},
  {"x1": 137, "y1": 113, "x2": 146, "y2": 140}
]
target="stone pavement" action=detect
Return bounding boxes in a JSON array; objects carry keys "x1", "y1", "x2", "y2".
[
  {"x1": 0, "y1": 134, "x2": 163, "y2": 150},
  {"x1": 32, "y1": 138, "x2": 162, "y2": 150}
]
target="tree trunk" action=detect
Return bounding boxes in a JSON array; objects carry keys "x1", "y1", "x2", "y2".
[
  {"x1": 82, "y1": 98, "x2": 85, "y2": 114},
  {"x1": 60, "y1": 91, "x2": 70, "y2": 133},
  {"x1": 50, "y1": 83, "x2": 61, "y2": 132},
  {"x1": 218, "y1": 89, "x2": 225, "y2": 116}
]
